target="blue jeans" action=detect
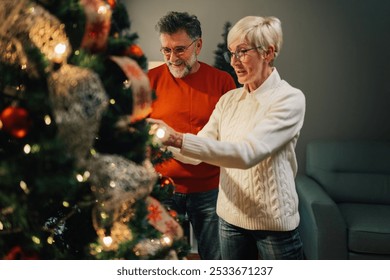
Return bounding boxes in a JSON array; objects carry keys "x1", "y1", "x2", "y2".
[
  {"x1": 219, "y1": 218, "x2": 304, "y2": 260},
  {"x1": 164, "y1": 189, "x2": 220, "y2": 260}
]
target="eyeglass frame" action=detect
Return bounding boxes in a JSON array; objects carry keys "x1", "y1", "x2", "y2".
[
  {"x1": 160, "y1": 38, "x2": 199, "y2": 56},
  {"x1": 223, "y1": 46, "x2": 264, "y2": 63}
]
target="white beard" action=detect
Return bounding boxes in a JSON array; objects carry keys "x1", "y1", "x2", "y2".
[{"x1": 167, "y1": 53, "x2": 197, "y2": 78}]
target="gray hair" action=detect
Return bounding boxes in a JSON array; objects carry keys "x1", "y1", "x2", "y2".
[
  {"x1": 155, "y1": 11, "x2": 202, "y2": 40},
  {"x1": 228, "y1": 16, "x2": 283, "y2": 60}
]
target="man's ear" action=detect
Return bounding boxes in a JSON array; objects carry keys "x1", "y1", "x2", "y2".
[{"x1": 196, "y1": 38, "x2": 203, "y2": 55}]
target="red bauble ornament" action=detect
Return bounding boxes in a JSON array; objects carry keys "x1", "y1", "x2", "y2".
[
  {"x1": 124, "y1": 44, "x2": 144, "y2": 58},
  {"x1": 0, "y1": 106, "x2": 31, "y2": 138},
  {"x1": 107, "y1": 0, "x2": 116, "y2": 8}
]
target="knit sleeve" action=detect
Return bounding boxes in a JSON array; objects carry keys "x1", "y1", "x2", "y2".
[{"x1": 181, "y1": 88, "x2": 306, "y2": 169}]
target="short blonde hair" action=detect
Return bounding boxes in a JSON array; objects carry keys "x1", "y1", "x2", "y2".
[{"x1": 228, "y1": 16, "x2": 283, "y2": 59}]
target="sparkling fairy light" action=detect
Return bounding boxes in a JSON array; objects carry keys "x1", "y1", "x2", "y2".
[
  {"x1": 102, "y1": 236, "x2": 113, "y2": 247},
  {"x1": 156, "y1": 127, "x2": 166, "y2": 139},
  {"x1": 23, "y1": 144, "x2": 31, "y2": 154},
  {"x1": 44, "y1": 115, "x2": 52, "y2": 125},
  {"x1": 52, "y1": 43, "x2": 67, "y2": 63}
]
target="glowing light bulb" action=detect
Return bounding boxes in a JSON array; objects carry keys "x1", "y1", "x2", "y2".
[
  {"x1": 19, "y1": 181, "x2": 30, "y2": 194},
  {"x1": 156, "y1": 127, "x2": 166, "y2": 139},
  {"x1": 23, "y1": 144, "x2": 31, "y2": 154},
  {"x1": 102, "y1": 236, "x2": 113, "y2": 247},
  {"x1": 52, "y1": 43, "x2": 67, "y2": 63},
  {"x1": 161, "y1": 235, "x2": 172, "y2": 246},
  {"x1": 44, "y1": 115, "x2": 52, "y2": 125},
  {"x1": 98, "y1": 5, "x2": 109, "y2": 15}
]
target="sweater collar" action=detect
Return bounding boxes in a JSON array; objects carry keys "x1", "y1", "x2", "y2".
[{"x1": 239, "y1": 68, "x2": 281, "y2": 100}]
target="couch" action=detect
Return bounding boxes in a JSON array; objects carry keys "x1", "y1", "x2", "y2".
[{"x1": 296, "y1": 141, "x2": 390, "y2": 259}]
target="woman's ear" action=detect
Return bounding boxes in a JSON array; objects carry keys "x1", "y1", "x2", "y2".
[{"x1": 263, "y1": 45, "x2": 275, "y2": 62}]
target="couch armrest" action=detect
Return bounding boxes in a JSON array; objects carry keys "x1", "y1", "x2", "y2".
[{"x1": 296, "y1": 175, "x2": 348, "y2": 259}]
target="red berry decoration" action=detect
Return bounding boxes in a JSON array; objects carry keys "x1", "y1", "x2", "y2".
[
  {"x1": 0, "y1": 106, "x2": 32, "y2": 138},
  {"x1": 159, "y1": 175, "x2": 175, "y2": 188},
  {"x1": 157, "y1": 175, "x2": 175, "y2": 197}
]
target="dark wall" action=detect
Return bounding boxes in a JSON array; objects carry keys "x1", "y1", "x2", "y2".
[{"x1": 125, "y1": 0, "x2": 390, "y2": 172}]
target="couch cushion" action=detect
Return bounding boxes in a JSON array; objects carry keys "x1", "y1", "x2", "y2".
[
  {"x1": 338, "y1": 203, "x2": 390, "y2": 254},
  {"x1": 306, "y1": 141, "x2": 390, "y2": 204}
]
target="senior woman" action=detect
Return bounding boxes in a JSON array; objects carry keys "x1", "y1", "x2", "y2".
[{"x1": 149, "y1": 16, "x2": 305, "y2": 260}]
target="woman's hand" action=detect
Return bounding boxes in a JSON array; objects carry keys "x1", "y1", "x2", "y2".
[{"x1": 147, "y1": 118, "x2": 183, "y2": 148}]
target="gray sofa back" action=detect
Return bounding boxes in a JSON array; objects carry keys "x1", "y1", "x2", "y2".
[{"x1": 306, "y1": 141, "x2": 390, "y2": 204}]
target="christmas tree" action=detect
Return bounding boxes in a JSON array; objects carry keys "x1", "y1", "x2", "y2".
[
  {"x1": 0, "y1": 0, "x2": 188, "y2": 260},
  {"x1": 213, "y1": 22, "x2": 240, "y2": 87}
]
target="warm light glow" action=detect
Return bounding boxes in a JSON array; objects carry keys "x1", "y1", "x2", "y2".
[
  {"x1": 76, "y1": 174, "x2": 84, "y2": 182},
  {"x1": 156, "y1": 127, "x2": 166, "y2": 139},
  {"x1": 47, "y1": 236, "x2": 54, "y2": 244},
  {"x1": 32, "y1": 236, "x2": 41, "y2": 244},
  {"x1": 52, "y1": 43, "x2": 67, "y2": 63},
  {"x1": 62, "y1": 201, "x2": 70, "y2": 208},
  {"x1": 44, "y1": 115, "x2": 51, "y2": 125},
  {"x1": 54, "y1": 43, "x2": 67, "y2": 56},
  {"x1": 161, "y1": 235, "x2": 172, "y2": 246},
  {"x1": 98, "y1": 5, "x2": 109, "y2": 15},
  {"x1": 23, "y1": 144, "x2": 31, "y2": 154},
  {"x1": 19, "y1": 181, "x2": 30, "y2": 194},
  {"x1": 102, "y1": 236, "x2": 113, "y2": 247},
  {"x1": 100, "y1": 212, "x2": 108, "y2": 220},
  {"x1": 83, "y1": 171, "x2": 90, "y2": 179},
  {"x1": 0, "y1": 221, "x2": 4, "y2": 230}
]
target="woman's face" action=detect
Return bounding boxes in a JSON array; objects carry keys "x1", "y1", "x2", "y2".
[{"x1": 228, "y1": 40, "x2": 271, "y2": 92}]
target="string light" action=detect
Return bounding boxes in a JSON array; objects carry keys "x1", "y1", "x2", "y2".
[
  {"x1": 47, "y1": 236, "x2": 54, "y2": 244},
  {"x1": 44, "y1": 115, "x2": 51, "y2": 125},
  {"x1": 102, "y1": 236, "x2": 113, "y2": 247},
  {"x1": 161, "y1": 235, "x2": 172, "y2": 246},
  {"x1": 31, "y1": 236, "x2": 41, "y2": 245},
  {"x1": 51, "y1": 42, "x2": 67, "y2": 63},
  {"x1": 76, "y1": 170, "x2": 90, "y2": 182},
  {"x1": 76, "y1": 174, "x2": 84, "y2": 182},
  {"x1": 19, "y1": 181, "x2": 30, "y2": 194},
  {"x1": 156, "y1": 127, "x2": 166, "y2": 139},
  {"x1": 97, "y1": 4, "x2": 109, "y2": 15},
  {"x1": 23, "y1": 144, "x2": 31, "y2": 154}
]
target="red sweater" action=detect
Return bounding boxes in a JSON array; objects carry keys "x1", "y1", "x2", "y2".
[{"x1": 148, "y1": 62, "x2": 236, "y2": 193}]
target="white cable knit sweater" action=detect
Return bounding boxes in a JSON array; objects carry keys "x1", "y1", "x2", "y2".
[{"x1": 180, "y1": 69, "x2": 306, "y2": 231}]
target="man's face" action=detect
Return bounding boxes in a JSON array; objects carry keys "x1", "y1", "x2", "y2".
[{"x1": 159, "y1": 30, "x2": 201, "y2": 78}]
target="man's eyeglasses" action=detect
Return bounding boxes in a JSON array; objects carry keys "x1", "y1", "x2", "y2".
[
  {"x1": 160, "y1": 39, "x2": 198, "y2": 56},
  {"x1": 223, "y1": 46, "x2": 264, "y2": 63}
]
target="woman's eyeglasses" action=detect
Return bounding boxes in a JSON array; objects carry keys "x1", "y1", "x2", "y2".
[{"x1": 223, "y1": 46, "x2": 264, "y2": 63}]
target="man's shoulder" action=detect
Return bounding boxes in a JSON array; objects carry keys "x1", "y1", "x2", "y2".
[
  {"x1": 199, "y1": 62, "x2": 226, "y2": 74},
  {"x1": 198, "y1": 62, "x2": 235, "y2": 81},
  {"x1": 148, "y1": 64, "x2": 166, "y2": 77}
]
